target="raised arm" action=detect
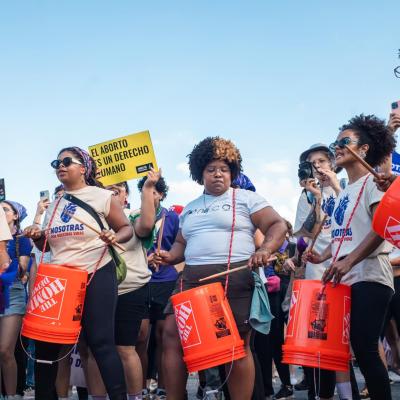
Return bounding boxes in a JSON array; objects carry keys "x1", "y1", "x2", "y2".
[{"x1": 134, "y1": 168, "x2": 160, "y2": 238}]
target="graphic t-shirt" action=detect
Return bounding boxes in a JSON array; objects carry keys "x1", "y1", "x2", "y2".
[
  {"x1": 331, "y1": 174, "x2": 393, "y2": 289},
  {"x1": 117, "y1": 209, "x2": 151, "y2": 295},
  {"x1": 294, "y1": 186, "x2": 337, "y2": 279},
  {"x1": 392, "y1": 151, "x2": 400, "y2": 176},
  {"x1": 180, "y1": 188, "x2": 270, "y2": 265},
  {"x1": 43, "y1": 186, "x2": 113, "y2": 273}
]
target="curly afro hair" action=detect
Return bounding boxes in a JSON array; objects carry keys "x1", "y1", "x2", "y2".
[
  {"x1": 137, "y1": 175, "x2": 169, "y2": 200},
  {"x1": 188, "y1": 137, "x2": 242, "y2": 184},
  {"x1": 339, "y1": 114, "x2": 396, "y2": 168}
]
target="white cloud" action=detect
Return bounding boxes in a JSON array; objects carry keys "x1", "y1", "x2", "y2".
[
  {"x1": 251, "y1": 176, "x2": 300, "y2": 224},
  {"x1": 261, "y1": 160, "x2": 291, "y2": 174},
  {"x1": 167, "y1": 179, "x2": 203, "y2": 207},
  {"x1": 176, "y1": 162, "x2": 189, "y2": 174}
]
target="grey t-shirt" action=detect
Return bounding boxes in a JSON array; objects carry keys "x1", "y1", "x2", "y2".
[{"x1": 180, "y1": 188, "x2": 270, "y2": 265}]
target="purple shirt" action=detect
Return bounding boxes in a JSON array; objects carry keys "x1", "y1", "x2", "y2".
[{"x1": 148, "y1": 208, "x2": 180, "y2": 282}]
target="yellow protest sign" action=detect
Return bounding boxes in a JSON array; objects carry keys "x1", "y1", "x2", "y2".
[{"x1": 89, "y1": 131, "x2": 158, "y2": 186}]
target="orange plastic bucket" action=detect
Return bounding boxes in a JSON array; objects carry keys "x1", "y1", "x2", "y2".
[
  {"x1": 373, "y1": 176, "x2": 400, "y2": 247},
  {"x1": 282, "y1": 280, "x2": 351, "y2": 371},
  {"x1": 22, "y1": 264, "x2": 88, "y2": 344},
  {"x1": 171, "y1": 282, "x2": 246, "y2": 372}
]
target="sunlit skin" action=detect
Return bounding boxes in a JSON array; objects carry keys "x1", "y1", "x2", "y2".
[
  {"x1": 202, "y1": 160, "x2": 231, "y2": 196},
  {"x1": 55, "y1": 151, "x2": 86, "y2": 190},
  {"x1": 106, "y1": 184, "x2": 129, "y2": 208},
  {"x1": 1, "y1": 203, "x2": 18, "y2": 235},
  {"x1": 333, "y1": 130, "x2": 368, "y2": 170}
]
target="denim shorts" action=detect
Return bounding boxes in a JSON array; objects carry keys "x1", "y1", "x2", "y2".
[{"x1": 0, "y1": 281, "x2": 26, "y2": 316}]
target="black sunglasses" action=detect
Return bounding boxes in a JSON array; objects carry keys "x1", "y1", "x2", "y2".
[
  {"x1": 329, "y1": 137, "x2": 359, "y2": 153},
  {"x1": 51, "y1": 157, "x2": 83, "y2": 169}
]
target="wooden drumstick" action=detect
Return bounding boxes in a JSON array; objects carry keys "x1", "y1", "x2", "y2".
[
  {"x1": 67, "y1": 213, "x2": 126, "y2": 252},
  {"x1": 309, "y1": 214, "x2": 328, "y2": 253},
  {"x1": 157, "y1": 214, "x2": 166, "y2": 253},
  {"x1": 199, "y1": 256, "x2": 278, "y2": 282},
  {"x1": 344, "y1": 145, "x2": 380, "y2": 179}
]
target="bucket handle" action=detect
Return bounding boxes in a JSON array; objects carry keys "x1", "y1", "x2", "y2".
[{"x1": 19, "y1": 329, "x2": 80, "y2": 364}]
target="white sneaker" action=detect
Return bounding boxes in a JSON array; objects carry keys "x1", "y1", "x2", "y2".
[{"x1": 389, "y1": 370, "x2": 400, "y2": 383}]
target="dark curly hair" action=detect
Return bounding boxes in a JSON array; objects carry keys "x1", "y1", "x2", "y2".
[
  {"x1": 137, "y1": 176, "x2": 169, "y2": 200},
  {"x1": 58, "y1": 147, "x2": 103, "y2": 188},
  {"x1": 188, "y1": 137, "x2": 242, "y2": 184},
  {"x1": 339, "y1": 114, "x2": 396, "y2": 167}
]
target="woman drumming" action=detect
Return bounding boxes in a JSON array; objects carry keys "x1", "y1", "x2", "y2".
[
  {"x1": 306, "y1": 115, "x2": 396, "y2": 400},
  {"x1": 24, "y1": 146, "x2": 133, "y2": 400},
  {"x1": 156, "y1": 137, "x2": 287, "y2": 400},
  {"x1": 0, "y1": 200, "x2": 31, "y2": 399}
]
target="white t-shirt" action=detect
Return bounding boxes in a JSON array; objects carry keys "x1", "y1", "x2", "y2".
[
  {"x1": 0, "y1": 207, "x2": 11, "y2": 241},
  {"x1": 331, "y1": 174, "x2": 394, "y2": 289},
  {"x1": 294, "y1": 186, "x2": 337, "y2": 279},
  {"x1": 180, "y1": 188, "x2": 270, "y2": 265},
  {"x1": 117, "y1": 209, "x2": 151, "y2": 295},
  {"x1": 43, "y1": 186, "x2": 113, "y2": 273}
]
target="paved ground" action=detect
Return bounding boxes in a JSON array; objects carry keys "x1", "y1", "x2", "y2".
[{"x1": 22, "y1": 366, "x2": 400, "y2": 399}]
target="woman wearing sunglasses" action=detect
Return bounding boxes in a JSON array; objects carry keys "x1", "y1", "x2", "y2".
[
  {"x1": 24, "y1": 146, "x2": 133, "y2": 400},
  {"x1": 306, "y1": 115, "x2": 396, "y2": 399}
]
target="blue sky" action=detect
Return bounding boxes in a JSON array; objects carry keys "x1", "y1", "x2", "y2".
[{"x1": 1, "y1": 1, "x2": 399, "y2": 224}]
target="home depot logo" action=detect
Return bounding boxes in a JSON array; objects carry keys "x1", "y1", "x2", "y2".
[
  {"x1": 384, "y1": 216, "x2": 400, "y2": 248},
  {"x1": 27, "y1": 274, "x2": 67, "y2": 320},
  {"x1": 286, "y1": 290, "x2": 299, "y2": 337},
  {"x1": 174, "y1": 301, "x2": 201, "y2": 349}
]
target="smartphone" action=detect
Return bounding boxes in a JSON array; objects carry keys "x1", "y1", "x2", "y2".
[
  {"x1": 40, "y1": 190, "x2": 50, "y2": 201},
  {"x1": 0, "y1": 179, "x2": 5, "y2": 202},
  {"x1": 391, "y1": 100, "x2": 400, "y2": 115}
]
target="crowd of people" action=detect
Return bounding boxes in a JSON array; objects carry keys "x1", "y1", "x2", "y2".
[{"x1": 0, "y1": 109, "x2": 399, "y2": 400}]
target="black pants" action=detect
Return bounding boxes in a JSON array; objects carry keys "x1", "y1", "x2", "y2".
[
  {"x1": 351, "y1": 281, "x2": 393, "y2": 400},
  {"x1": 34, "y1": 261, "x2": 126, "y2": 400},
  {"x1": 255, "y1": 275, "x2": 291, "y2": 396},
  {"x1": 383, "y1": 275, "x2": 400, "y2": 335}
]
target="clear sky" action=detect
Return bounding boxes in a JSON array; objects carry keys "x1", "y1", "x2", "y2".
[{"x1": 1, "y1": 0, "x2": 399, "y2": 225}]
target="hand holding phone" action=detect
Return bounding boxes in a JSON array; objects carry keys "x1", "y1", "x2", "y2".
[
  {"x1": 389, "y1": 101, "x2": 400, "y2": 134},
  {"x1": 391, "y1": 100, "x2": 400, "y2": 115},
  {"x1": 40, "y1": 190, "x2": 50, "y2": 201}
]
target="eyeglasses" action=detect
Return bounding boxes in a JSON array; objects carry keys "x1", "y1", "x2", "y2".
[
  {"x1": 50, "y1": 157, "x2": 83, "y2": 169},
  {"x1": 329, "y1": 137, "x2": 359, "y2": 153}
]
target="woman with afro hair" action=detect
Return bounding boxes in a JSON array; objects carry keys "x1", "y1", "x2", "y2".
[
  {"x1": 306, "y1": 114, "x2": 396, "y2": 399},
  {"x1": 155, "y1": 137, "x2": 287, "y2": 400}
]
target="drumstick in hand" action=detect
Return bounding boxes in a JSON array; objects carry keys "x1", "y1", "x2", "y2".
[
  {"x1": 344, "y1": 145, "x2": 379, "y2": 179},
  {"x1": 199, "y1": 256, "x2": 278, "y2": 282},
  {"x1": 67, "y1": 213, "x2": 126, "y2": 252},
  {"x1": 157, "y1": 214, "x2": 166, "y2": 253}
]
